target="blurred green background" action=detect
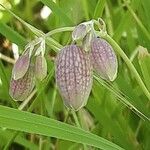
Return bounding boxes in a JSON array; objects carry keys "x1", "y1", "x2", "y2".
[{"x1": 0, "y1": 0, "x2": 150, "y2": 150}]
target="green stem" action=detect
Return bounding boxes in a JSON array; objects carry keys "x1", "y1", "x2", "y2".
[
  {"x1": 18, "y1": 89, "x2": 37, "y2": 110},
  {"x1": 101, "y1": 34, "x2": 150, "y2": 101},
  {"x1": 3, "y1": 131, "x2": 18, "y2": 150},
  {"x1": 71, "y1": 111, "x2": 80, "y2": 128},
  {"x1": 50, "y1": 84, "x2": 57, "y2": 118},
  {"x1": 44, "y1": 27, "x2": 75, "y2": 39},
  {"x1": 71, "y1": 111, "x2": 87, "y2": 150}
]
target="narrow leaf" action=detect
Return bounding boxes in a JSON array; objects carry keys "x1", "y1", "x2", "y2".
[{"x1": 0, "y1": 105, "x2": 124, "y2": 150}]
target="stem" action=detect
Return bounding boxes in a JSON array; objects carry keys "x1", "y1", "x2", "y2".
[
  {"x1": 18, "y1": 89, "x2": 37, "y2": 110},
  {"x1": 71, "y1": 111, "x2": 80, "y2": 128},
  {"x1": 0, "y1": 53, "x2": 15, "y2": 64},
  {"x1": 43, "y1": 27, "x2": 75, "y2": 39},
  {"x1": 50, "y1": 84, "x2": 57, "y2": 118},
  {"x1": 101, "y1": 34, "x2": 150, "y2": 101},
  {"x1": 71, "y1": 111, "x2": 87, "y2": 150},
  {"x1": 3, "y1": 131, "x2": 18, "y2": 150}
]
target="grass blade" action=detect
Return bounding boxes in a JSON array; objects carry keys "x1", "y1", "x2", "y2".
[
  {"x1": 0, "y1": 105, "x2": 124, "y2": 150},
  {"x1": 40, "y1": 0, "x2": 73, "y2": 25}
]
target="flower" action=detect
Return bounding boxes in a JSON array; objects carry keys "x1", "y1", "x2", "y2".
[
  {"x1": 91, "y1": 37, "x2": 118, "y2": 81},
  {"x1": 56, "y1": 45, "x2": 93, "y2": 110},
  {"x1": 56, "y1": 20, "x2": 118, "y2": 110},
  {"x1": 9, "y1": 65, "x2": 35, "y2": 101},
  {"x1": 9, "y1": 38, "x2": 47, "y2": 101}
]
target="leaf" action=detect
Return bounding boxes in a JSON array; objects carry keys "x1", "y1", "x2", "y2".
[
  {"x1": 93, "y1": 0, "x2": 106, "y2": 19},
  {"x1": 0, "y1": 22, "x2": 26, "y2": 48},
  {"x1": 40, "y1": 0, "x2": 73, "y2": 25},
  {"x1": 0, "y1": 105, "x2": 124, "y2": 150},
  {"x1": 0, "y1": 130, "x2": 38, "y2": 150}
]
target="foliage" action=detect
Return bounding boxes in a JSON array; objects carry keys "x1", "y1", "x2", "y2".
[{"x1": 0, "y1": 0, "x2": 150, "y2": 150}]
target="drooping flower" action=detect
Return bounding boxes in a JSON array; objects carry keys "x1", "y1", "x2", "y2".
[
  {"x1": 9, "y1": 65, "x2": 35, "y2": 101},
  {"x1": 56, "y1": 45, "x2": 93, "y2": 110},
  {"x1": 9, "y1": 37, "x2": 47, "y2": 101},
  {"x1": 91, "y1": 37, "x2": 118, "y2": 81}
]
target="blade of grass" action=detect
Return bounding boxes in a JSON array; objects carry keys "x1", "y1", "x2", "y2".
[
  {"x1": 93, "y1": 0, "x2": 106, "y2": 19},
  {"x1": 123, "y1": 0, "x2": 150, "y2": 41},
  {"x1": 0, "y1": 3, "x2": 62, "y2": 51},
  {"x1": 0, "y1": 61, "x2": 17, "y2": 108},
  {"x1": 0, "y1": 105, "x2": 124, "y2": 150},
  {"x1": 39, "y1": 0, "x2": 73, "y2": 25},
  {"x1": 81, "y1": 0, "x2": 90, "y2": 20},
  {"x1": 0, "y1": 130, "x2": 38, "y2": 150},
  {"x1": 0, "y1": 22, "x2": 26, "y2": 48},
  {"x1": 98, "y1": 33, "x2": 150, "y2": 102},
  {"x1": 94, "y1": 75, "x2": 149, "y2": 121}
]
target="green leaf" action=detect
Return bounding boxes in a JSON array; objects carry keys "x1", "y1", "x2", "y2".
[
  {"x1": 0, "y1": 130, "x2": 38, "y2": 150},
  {"x1": 40, "y1": 0, "x2": 73, "y2": 25},
  {"x1": 0, "y1": 22, "x2": 26, "y2": 48},
  {"x1": 0, "y1": 105, "x2": 124, "y2": 150},
  {"x1": 93, "y1": 0, "x2": 106, "y2": 19}
]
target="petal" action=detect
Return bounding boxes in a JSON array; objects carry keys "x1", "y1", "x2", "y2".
[
  {"x1": 9, "y1": 65, "x2": 35, "y2": 101},
  {"x1": 12, "y1": 50, "x2": 30, "y2": 80},
  {"x1": 56, "y1": 45, "x2": 93, "y2": 110},
  {"x1": 35, "y1": 55, "x2": 47, "y2": 81},
  {"x1": 91, "y1": 37, "x2": 118, "y2": 81},
  {"x1": 72, "y1": 24, "x2": 87, "y2": 41}
]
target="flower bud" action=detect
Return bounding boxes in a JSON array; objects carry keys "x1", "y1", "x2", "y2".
[
  {"x1": 12, "y1": 50, "x2": 30, "y2": 80},
  {"x1": 56, "y1": 45, "x2": 92, "y2": 110},
  {"x1": 72, "y1": 24, "x2": 87, "y2": 41},
  {"x1": 9, "y1": 66, "x2": 35, "y2": 101},
  {"x1": 35, "y1": 55, "x2": 47, "y2": 81},
  {"x1": 91, "y1": 37, "x2": 118, "y2": 81}
]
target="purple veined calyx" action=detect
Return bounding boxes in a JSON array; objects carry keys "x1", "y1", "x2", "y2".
[
  {"x1": 9, "y1": 65, "x2": 35, "y2": 101},
  {"x1": 9, "y1": 37, "x2": 47, "y2": 101},
  {"x1": 91, "y1": 37, "x2": 118, "y2": 81},
  {"x1": 12, "y1": 48, "x2": 30, "y2": 80},
  {"x1": 56, "y1": 45, "x2": 93, "y2": 111}
]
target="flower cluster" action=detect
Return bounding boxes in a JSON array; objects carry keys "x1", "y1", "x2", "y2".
[
  {"x1": 9, "y1": 38, "x2": 47, "y2": 101},
  {"x1": 56, "y1": 20, "x2": 118, "y2": 110}
]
